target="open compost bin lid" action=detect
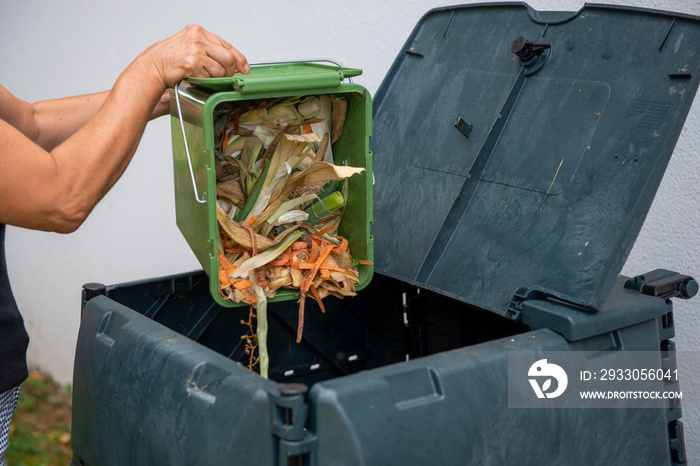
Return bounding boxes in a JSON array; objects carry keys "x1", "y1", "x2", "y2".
[{"x1": 371, "y1": 2, "x2": 700, "y2": 317}]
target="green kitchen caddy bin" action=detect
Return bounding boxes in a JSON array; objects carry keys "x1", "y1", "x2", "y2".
[{"x1": 170, "y1": 62, "x2": 374, "y2": 307}]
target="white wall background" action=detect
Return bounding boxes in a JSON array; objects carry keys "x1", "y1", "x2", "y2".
[{"x1": 2, "y1": 0, "x2": 699, "y2": 461}]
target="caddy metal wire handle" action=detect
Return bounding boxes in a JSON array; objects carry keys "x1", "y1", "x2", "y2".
[{"x1": 174, "y1": 59, "x2": 348, "y2": 205}]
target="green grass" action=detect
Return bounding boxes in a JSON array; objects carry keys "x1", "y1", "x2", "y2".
[{"x1": 6, "y1": 371, "x2": 72, "y2": 466}]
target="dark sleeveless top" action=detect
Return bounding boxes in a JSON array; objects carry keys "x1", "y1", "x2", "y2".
[{"x1": 0, "y1": 223, "x2": 30, "y2": 392}]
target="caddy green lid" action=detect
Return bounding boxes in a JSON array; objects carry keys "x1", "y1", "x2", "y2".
[
  {"x1": 371, "y1": 3, "x2": 700, "y2": 317},
  {"x1": 188, "y1": 62, "x2": 363, "y2": 94}
]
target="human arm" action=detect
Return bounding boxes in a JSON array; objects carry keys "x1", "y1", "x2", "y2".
[
  {"x1": 0, "y1": 25, "x2": 248, "y2": 233},
  {"x1": 0, "y1": 83, "x2": 169, "y2": 152}
]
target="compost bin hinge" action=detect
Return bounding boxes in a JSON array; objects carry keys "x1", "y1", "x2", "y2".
[
  {"x1": 507, "y1": 287, "x2": 590, "y2": 322},
  {"x1": 624, "y1": 269, "x2": 698, "y2": 301},
  {"x1": 506, "y1": 288, "x2": 552, "y2": 322},
  {"x1": 271, "y1": 383, "x2": 317, "y2": 466}
]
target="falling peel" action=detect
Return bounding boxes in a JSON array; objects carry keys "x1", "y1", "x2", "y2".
[{"x1": 213, "y1": 94, "x2": 371, "y2": 373}]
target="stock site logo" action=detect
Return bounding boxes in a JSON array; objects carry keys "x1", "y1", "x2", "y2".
[{"x1": 528, "y1": 359, "x2": 568, "y2": 399}]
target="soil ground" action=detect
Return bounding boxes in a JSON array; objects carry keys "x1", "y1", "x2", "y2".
[{"x1": 6, "y1": 369, "x2": 73, "y2": 466}]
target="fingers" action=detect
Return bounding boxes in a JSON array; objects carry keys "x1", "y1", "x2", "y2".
[
  {"x1": 188, "y1": 25, "x2": 249, "y2": 77},
  {"x1": 139, "y1": 25, "x2": 250, "y2": 90},
  {"x1": 193, "y1": 56, "x2": 227, "y2": 80},
  {"x1": 200, "y1": 28, "x2": 249, "y2": 75},
  {"x1": 223, "y1": 42, "x2": 249, "y2": 75},
  {"x1": 232, "y1": 47, "x2": 250, "y2": 75}
]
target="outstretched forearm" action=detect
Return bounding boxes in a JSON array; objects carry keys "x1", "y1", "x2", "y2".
[
  {"x1": 31, "y1": 90, "x2": 110, "y2": 151},
  {"x1": 1, "y1": 87, "x2": 170, "y2": 152},
  {"x1": 48, "y1": 60, "x2": 165, "y2": 228}
]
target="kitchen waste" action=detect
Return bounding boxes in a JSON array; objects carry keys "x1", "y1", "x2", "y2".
[{"x1": 213, "y1": 95, "x2": 371, "y2": 376}]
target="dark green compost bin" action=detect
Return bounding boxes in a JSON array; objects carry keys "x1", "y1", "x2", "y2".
[{"x1": 72, "y1": 3, "x2": 700, "y2": 465}]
